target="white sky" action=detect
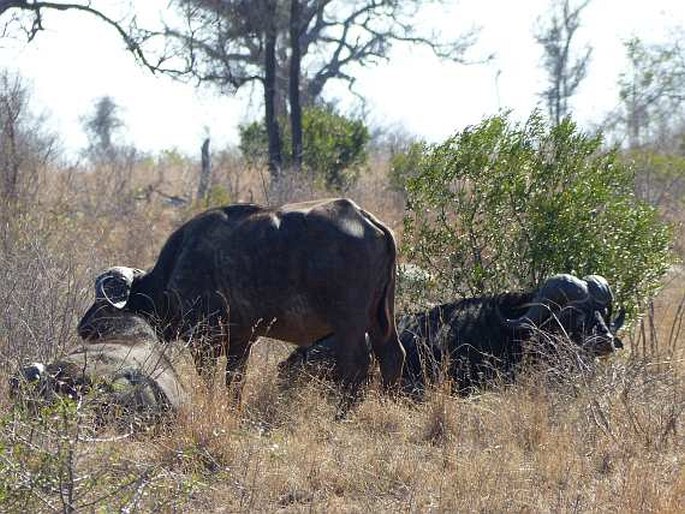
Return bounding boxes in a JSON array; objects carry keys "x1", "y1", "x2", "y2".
[{"x1": 1, "y1": 0, "x2": 684, "y2": 157}]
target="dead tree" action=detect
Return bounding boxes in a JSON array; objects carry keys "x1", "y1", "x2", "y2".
[
  {"x1": 197, "y1": 137, "x2": 212, "y2": 202},
  {"x1": 534, "y1": 0, "x2": 592, "y2": 125}
]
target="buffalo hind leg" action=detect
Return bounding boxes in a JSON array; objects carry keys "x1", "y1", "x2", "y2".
[{"x1": 369, "y1": 322, "x2": 405, "y2": 391}]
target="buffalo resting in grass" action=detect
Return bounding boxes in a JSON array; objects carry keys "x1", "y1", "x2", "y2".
[
  {"x1": 77, "y1": 198, "x2": 404, "y2": 397},
  {"x1": 11, "y1": 305, "x2": 188, "y2": 427},
  {"x1": 279, "y1": 274, "x2": 625, "y2": 395}
]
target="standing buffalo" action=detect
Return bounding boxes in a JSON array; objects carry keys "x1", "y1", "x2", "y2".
[
  {"x1": 11, "y1": 306, "x2": 188, "y2": 427},
  {"x1": 78, "y1": 198, "x2": 404, "y2": 395},
  {"x1": 279, "y1": 274, "x2": 625, "y2": 394}
]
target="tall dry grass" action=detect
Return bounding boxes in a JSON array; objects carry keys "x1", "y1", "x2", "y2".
[{"x1": 0, "y1": 156, "x2": 683, "y2": 512}]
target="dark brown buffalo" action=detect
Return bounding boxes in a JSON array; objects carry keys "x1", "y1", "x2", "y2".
[
  {"x1": 280, "y1": 274, "x2": 625, "y2": 395},
  {"x1": 11, "y1": 306, "x2": 188, "y2": 426},
  {"x1": 78, "y1": 198, "x2": 404, "y2": 395}
]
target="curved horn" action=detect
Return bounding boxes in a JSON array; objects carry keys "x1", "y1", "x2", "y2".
[
  {"x1": 583, "y1": 273, "x2": 617, "y2": 325},
  {"x1": 502, "y1": 274, "x2": 590, "y2": 330},
  {"x1": 95, "y1": 266, "x2": 145, "y2": 309},
  {"x1": 610, "y1": 307, "x2": 626, "y2": 350}
]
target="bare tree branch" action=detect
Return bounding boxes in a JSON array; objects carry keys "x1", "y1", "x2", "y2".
[
  {"x1": 609, "y1": 36, "x2": 685, "y2": 148},
  {"x1": 297, "y1": 0, "x2": 480, "y2": 100},
  {"x1": 0, "y1": 1, "x2": 167, "y2": 72},
  {"x1": 534, "y1": 0, "x2": 592, "y2": 125}
]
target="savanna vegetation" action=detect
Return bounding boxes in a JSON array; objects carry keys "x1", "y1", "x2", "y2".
[
  {"x1": 1, "y1": 1, "x2": 685, "y2": 512},
  {"x1": 0, "y1": 88, "x2": 683, "y2": 511}
]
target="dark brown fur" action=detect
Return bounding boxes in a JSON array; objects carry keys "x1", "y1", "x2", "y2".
[
  {"x1": 281, "y1": 277, "x2": 624, "y2": 395},
  {"x1": 79, "y1": 198, "x2": 405, "y2": 395}
]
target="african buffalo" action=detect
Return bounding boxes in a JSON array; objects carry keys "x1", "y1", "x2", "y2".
[
  {"x1": 78, "y1": 198, "x2": 404, "y2": 395},
  {"x1": 279, "y1": 274, "x2": 625, "y2": 394},
  {"x1": 11, "y1": 306, "x2": 188, "y2": 427}
]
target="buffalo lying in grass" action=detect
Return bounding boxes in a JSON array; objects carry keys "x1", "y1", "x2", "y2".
[
  {"x1": 11, "y1": 305, "x2": 188, "y2": 428},
  {"x1": 279, "y1": 274, "x2": 625, "y2": 395},
  {"x1": 78, "y1": 198, "x2": 404, "y2": 397}
]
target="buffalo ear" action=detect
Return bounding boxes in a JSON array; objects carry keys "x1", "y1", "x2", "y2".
[
  {"x1": 611, "y1": 308, "x2": 626, "y2": 333},
  {"x1": 95, "y1": 267, "x2": 146, "y2": 309}
]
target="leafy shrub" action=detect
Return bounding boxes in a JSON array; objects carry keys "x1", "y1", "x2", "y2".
[
  {"x1": 388, "y1": 141, "x2": 426, "y2": 192},
  {"x1": 403, "y1": 113, "x2": 673, "y2": 318},
  {"x1": 628, "y1": 149, "x2": 685, "y2": 207},
  {"x1": 239, "y1": 105, "x2": 369, "y2": 190},
  {"x1": 238, "y1": 121, "x2": 268, "y2": 166},
  {"x1": 204, "y1": 185, "x2": 233, "y2": 208}
]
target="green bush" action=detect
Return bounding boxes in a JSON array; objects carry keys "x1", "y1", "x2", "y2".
[
  {"x1": 238, "y1": 122, "x2": 269, "y2": 166},
  {"x1": 627, "y1": 148, "x2": 685, "y2": 210},
  {"x1": 403, "y1": 112, "x2": 673, "y2": 318},
  {"x1": 239, "y1": 105, "x2": 369, "y2": 190},
  {"x1": 388, "y1": 141, "x2": 426, "y2": 192}
]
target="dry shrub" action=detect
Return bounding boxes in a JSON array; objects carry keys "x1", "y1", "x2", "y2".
[
  {"x1": 417, "y1": 383, "x2": 459, "y2": 446},
  {"x1": 0, "y1": 389, "x2": 202, "y2": 512},
  {"x1": 0, "y1": 211, "x2": 87, "y2": 364},
  {"x1": 2, "y1": 290, "x2": 685, "y2": 513},
  {"x1": 629, "y1": 265, "x2": 685, "y2": 361}
]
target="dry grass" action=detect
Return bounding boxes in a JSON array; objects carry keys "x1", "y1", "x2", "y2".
[{"x1": 0, "y1": 157, "x2": 684, "y2": 512}]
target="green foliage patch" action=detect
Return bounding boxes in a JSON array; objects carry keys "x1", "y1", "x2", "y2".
[
  {"x1": 239, "y1": 105, "x2": 369, "y2": 190},
  {"x1": 388, "y1": 140, "x2": 426, "y2": 192},
  {"x1": 403, "y1": 112, "x2": 673, "y2": 318}
]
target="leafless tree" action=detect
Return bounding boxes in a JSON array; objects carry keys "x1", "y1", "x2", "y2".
[
  {"x1": 197, "y1": 137, "x2": 212, "y2": 201},
  {"x1": 613, "y1": 37, "x2": 685, "y2": 149},
  {"x1": 534, "y1": 0, "x2": 592, "y2": 126},
  {"x1": 1, "y1": 1, "x2": 479, "y2": 181},
  {"x1": 154, "y1": 0, "x2": 480, "y2": 179},
  {"x1": 0, "y1": 70, "x2": 59, "y2": 207}
]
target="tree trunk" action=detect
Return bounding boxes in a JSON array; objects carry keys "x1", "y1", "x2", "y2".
[
  {"x1": 264, "y1": 2, "x2": 282, "y2": 181},
  {"x1": 289, "y1": 0, "x2": 303, "y2": 171},
  {"x1": 197, "y1": 137, "x2": 211, "y2": 202}
]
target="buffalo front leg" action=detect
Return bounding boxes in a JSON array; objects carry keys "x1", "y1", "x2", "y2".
[
  {"x1": 333, "y1": 329, "x2": 372, "y2": 395},
  {"x1": 225, "y1": 339, "x2": 252, "y2": 404},
  {"x1": 329, "y1": 329, "x2": 371, "y2": 418}
]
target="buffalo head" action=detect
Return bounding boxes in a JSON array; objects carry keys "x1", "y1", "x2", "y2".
[
  {"x1": 500, "y1": 273, "x2": 625, "y2": 355},
  {"x1": 78, "y1": 266, "x2": 156, "y2": 340}
]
